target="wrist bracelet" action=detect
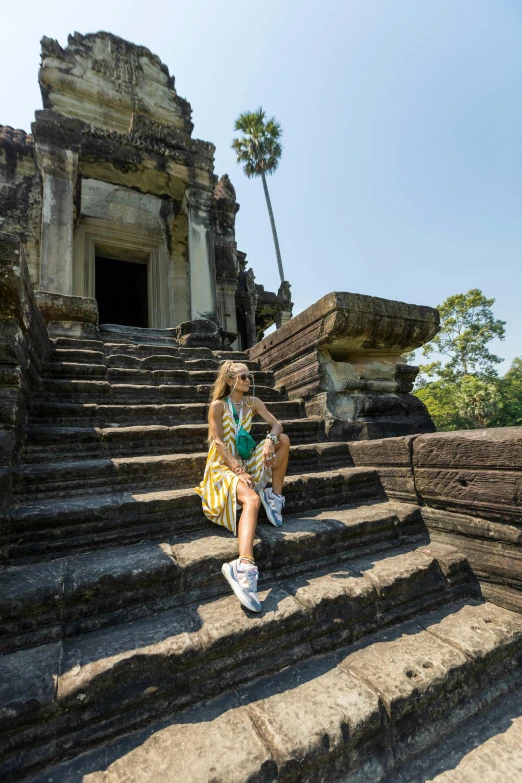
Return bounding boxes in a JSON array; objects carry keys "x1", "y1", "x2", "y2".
[{"x1": 266, "y1": 433, "x2": 279, "y2": 445}]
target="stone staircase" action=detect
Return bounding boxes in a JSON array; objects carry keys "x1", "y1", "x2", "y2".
[{"x1": 2, "y1": 330, "x2": 522, "y2": 781}]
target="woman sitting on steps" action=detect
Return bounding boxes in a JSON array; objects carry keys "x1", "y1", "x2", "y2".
[{"x1": 194, "y1": 360, "x2": 290, "y2": 613}]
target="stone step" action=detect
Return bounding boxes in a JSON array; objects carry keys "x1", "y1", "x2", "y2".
[
  {"x1": 38, "y1": 372, "x2": 276, "y2": 401},
  {"x1": 0, "y1": 502, "x2": 433, "y2": 653},
  {"x1": 30, "y1": 398, "x2": 303, "y2": 427},
  {"x1": 3, "y1": 599, "x2": 520, "y2": 782},
  {"x1": 51, "y1": 337, "x2": 105, "y2": 352},
  {"x1": 50, "y1": 348, "x2": 106, "y2": 365},
  {"x1": 383, "y1": 681, "x2": 522, "y2": 782},
  {"x1": 48, "y1": 360, "x2": 268, "y2": 378},
  {"x1": 24, "y1": 418, "x2": 326, "y2": 461},
  {"x1": 212, "y1": 350, "x2": 250, "y2": 361},
  {"x1": 13, "y1": 443, "x2": 355, "y2": 500},
  {"x1": 188, "y1": 369, "x2": 274, "y2": 386},
  {"x1": 98, "y1": 323, "x2": 180, "y2": 347},
  {"x1": 104, "y1": 350, "x2": 185, "y2": 368},
  {"x1": 0, "y1": 547, "x2": 476, "y2": 780},
  {"x1": 40, "y1": 381, "x2": 283, "y2": 405},
  {"x1": 6, "y1": 467, "x2": 384, "y2": 560},
  {"x1": 200, "y1": 384, "x2": 284, "y2": 401},
  {"x1": 51, "y1": 337, "x2": 249, "y2": 364},
  {"x1": 107, "y1": 344, "x2": 221, "y2": 362},
  {"x1": 184, "y1": 358, "x2": 259, "y2": 371},
  {"x1": 44, "y1": 362, "x2": 108, "y2": 378},
  {"x1": 106, "y1": 368, "x2": 190, "y2": 385}
]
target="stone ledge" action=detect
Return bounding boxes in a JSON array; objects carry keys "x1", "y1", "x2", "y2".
[
  {"x1": 35, "y1": 291, "x2": 98, "y2": 325},
  {"x1": 250, "y1": 291, "x2": 440, "y2": 367}
]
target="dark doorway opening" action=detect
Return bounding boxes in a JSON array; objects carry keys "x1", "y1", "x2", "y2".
[
  {"x1": 95, "y1": 257, "x2": 148, "y2": 327},
  {"x1": 235, "y1": 306, "x2": 248, "y2": 350}
]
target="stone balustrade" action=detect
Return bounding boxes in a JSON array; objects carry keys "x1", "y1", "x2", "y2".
[{"x1": 350, "y1": 427, "x2": 522, "y2": 613}]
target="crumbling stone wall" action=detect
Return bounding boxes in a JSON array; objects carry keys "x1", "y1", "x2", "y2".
[
  {"x1": 0, "y1": 234, "x2": 50, "y2": 562},
  {"x1": 0, "y1": 127, "x2": 42, "y2": 283}
]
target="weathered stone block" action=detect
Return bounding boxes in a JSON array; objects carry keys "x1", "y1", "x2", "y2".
[
  {"x1": 414, "y1": 428, "x2": 522, "y2": 524},
  {"x1": 35, "y1": 291, "x2": 98, "y2": 325},
  {"x1": 349, "y1": 434, "x2": 418, "y2": 503},
  {"x1": 176, "y1": 318, "x2": 232, "y2": 350},
  {"x1": 249, "y1": 292, "x2": 439, "y2": 439}
]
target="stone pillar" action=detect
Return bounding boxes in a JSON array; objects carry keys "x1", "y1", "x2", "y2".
[
  {"x1": 217, "y1": 281, "x2": 239, "y2": 339},
  {"x1": 275, "y1": 280, "x2": 293, "y2": 329},
  {"x1": 35, "y1": 142, "x2": 78, "y2": 294},
  {"x1": 245, "y1": 295, "x2": 258, "y2": 347},
  {"x1": 275, "y1": 309, "x2": 293, "y2": 328},
  {"x1": 185, "y1": 187, "x2": 217, "y2": 320}
]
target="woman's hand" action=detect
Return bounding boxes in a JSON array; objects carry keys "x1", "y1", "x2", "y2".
[
  {"x1": 239, "y1": 472, "x2": 255, "y2": 490},
  {"x1": 263, "y1": 440, "x2": 275, "y2": 469}
]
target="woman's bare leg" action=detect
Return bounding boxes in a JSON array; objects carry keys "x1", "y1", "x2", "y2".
[
  {"x1": 236, "y1": 481, "x2": 261, "y2": 559},
  {"x1": 271, "y1": 433, "x2": 290, "y2": 495}
]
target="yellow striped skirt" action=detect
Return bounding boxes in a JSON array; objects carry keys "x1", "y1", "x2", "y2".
[{"x1": 194, "y1": 436, "x2": 270, "y2": 535}]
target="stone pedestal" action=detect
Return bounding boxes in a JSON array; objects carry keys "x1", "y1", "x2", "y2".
[
  {"x1": 249, "y1": 291, "x2": 440, "y2": 439},
  {"x1": 35, "y1": 290, "x2": 99, "y2": 341},
  {"x1": 185, "y1": 188, "x2": 217, "y2": 320},
  {"x1": 35, "y1": 142, "x2": 78, "y2": 294}
]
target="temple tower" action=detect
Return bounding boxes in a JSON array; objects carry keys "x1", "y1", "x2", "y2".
[{"x1": 0, "y1": 32, "x2": 292, "y2": 347}]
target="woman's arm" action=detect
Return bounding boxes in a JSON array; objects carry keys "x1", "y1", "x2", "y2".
[
  {"x1": 208, "y1": 400, "x2": 254, "y2": 488},
  {"x1": 250, "y1": 397, "x2": 283, "y2": 468},
  {"x1": 250, "y1": 397, "x2": 283, "y2": 436}
]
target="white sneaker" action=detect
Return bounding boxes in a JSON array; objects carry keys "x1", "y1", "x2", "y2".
[
  {"x1": 221, "y1": 558, "x2": 262, "y2": 612},
  {"x1": 260, "y1": 487, "x2": 286, "y2": 527}
]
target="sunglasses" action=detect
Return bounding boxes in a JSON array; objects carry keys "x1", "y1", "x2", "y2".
[{"x1": 236, "y1": 373, "x2": 253, "y2": 382}]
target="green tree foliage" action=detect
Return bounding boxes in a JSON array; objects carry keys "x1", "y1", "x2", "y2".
[
  {"x1": 415, "y1": 381, "x2": 465, "y2": 431},
  {"x1": 420, "y1": 289, "x2": 506, "y2": 381},
  {"x1": 490, "y1": 357, "x2": 522, "y2": 428},
  {"x1": 416, "y1": 371, "x2": 522, "y2": 431},
  {"x1": 232, "y1": 108, "x2": 286, "y2": 283},
  {"x1": 505, "y1": 356, "x2": 522, "y2": 380},
  {"x1": 455, "y1": 375, "x2": 501, "y2": 428},
  {"x1": 414, "y1": 293, "x2": 521, "y2": 430}
]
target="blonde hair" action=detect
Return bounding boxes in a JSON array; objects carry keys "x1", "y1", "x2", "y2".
[{"x1": 207, "y1": 361, "x2": 249, "y2": 435}]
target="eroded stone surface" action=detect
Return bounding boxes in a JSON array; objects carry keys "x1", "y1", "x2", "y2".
[
  {"x1": 350, "y1": 428, "x2": 522, "y2": 616},
  {"x1": 104, "y1": 696, "x2": 275, "y2": 783},
  {"x1": 249, "y1": 292, "x2": 438, "y2": 439}
]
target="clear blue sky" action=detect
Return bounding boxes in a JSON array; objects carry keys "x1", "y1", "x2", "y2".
[{"x1": 2, "y1": 0, "x2": 521, "y2": 372}]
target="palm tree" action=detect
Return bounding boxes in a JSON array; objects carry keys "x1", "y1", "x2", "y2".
[{"x1": 232, "y1": 108, "x2": 285, "y2": 284}]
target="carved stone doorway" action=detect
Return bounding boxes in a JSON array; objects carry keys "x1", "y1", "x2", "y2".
[{"x1": 95, "y1": 256, "x2": 149, "y2": 327}]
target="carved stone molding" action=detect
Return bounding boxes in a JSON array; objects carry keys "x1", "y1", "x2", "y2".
[
  {"x1": 184, "y1": 187, "x2": 214, "y2": 215},
  {"x1": 73, "y1": 217, "x2": 175, "y2": 329},
  {"x1": 35, "y1": 142, "x2": 78, "y2": 182}
]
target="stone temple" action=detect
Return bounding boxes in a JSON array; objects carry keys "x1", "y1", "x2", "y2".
[
  {"x1": 2, "y1": 30, "x2": 522, "y2": 783},
  {"x1": 0, "y1": 31, "x2": 292, "y2": 348}
]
